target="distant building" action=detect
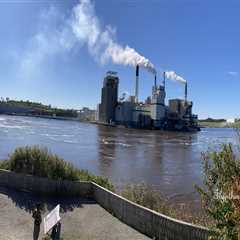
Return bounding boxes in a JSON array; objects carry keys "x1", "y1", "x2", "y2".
[
  {"x1": 150, "y1": 85, "x2": 166, "y2": 128},
  {"x1": 99, "y1": 71, "x2": 119, "y2": 123},
  {"x1": 95, "y1": 104, "x2": 100, "y2": 121},
  {"x1": 78, "y1": 107, "x2": 96, "y2": 121},
  {"x1": 115, "y1": 101, "x2": 135, "y2": 126},
  {"x1": 168, "y1": 99, "x2": 192, "y2": 119}
]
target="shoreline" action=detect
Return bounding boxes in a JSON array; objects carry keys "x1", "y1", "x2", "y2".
[
  {"x1": 3, "y1": 113, "x2": 236, "y2": 130},
  {"x1": 1, "y1": 113, "x2": 82, "y2": 122}
]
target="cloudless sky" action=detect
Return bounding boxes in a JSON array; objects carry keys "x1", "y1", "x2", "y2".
[{"x1": 0, "y1": 0, "x2": 239, "y2": 119}]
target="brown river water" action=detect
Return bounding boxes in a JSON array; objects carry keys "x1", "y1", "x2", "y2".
[{"x1": 0, "y1": 115, "x2": 237, "y2": 207}]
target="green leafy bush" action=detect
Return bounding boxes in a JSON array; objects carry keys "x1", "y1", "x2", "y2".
[
  {"x1": 0, "y1": 159, "x2": 10, "y2": 169},
  {"x1": 196, "y1": 144, "x2": 240, "y2": 240},
  {"x1": 0, "y1": 146, "x2": 114, "y2": 191}
]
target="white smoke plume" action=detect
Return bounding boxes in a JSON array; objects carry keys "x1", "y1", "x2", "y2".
[
  {"x1": 165, "y1": 71, "x2": 187, "y2": 84},
  {"x1": 71, "y1": 0, "x2": 156, "y2": 74},
  {"x1": 119, "y1": 91, "x2": 130, "y2": 102},
  {"x1": 20, "y1": 0, "x2": 156, "y2": 77}
]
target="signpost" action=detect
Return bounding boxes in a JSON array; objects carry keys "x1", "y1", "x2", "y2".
[{"x1": 43, "y1": 204, "x2": 61, "y2": 234}]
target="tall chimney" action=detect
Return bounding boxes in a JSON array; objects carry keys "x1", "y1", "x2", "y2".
[
  {"x1": 163, "y1": 71, "x2": 166, "y2": 89},
  {"x1": 185, "y1": 82, "x2": 187, "y2": 102},
  {"x1": 135, "y1": 65, "x2": 139, "y2": 103},
  {"x1": 154, "y1": 74, "x2": 157, "y2": 90}
]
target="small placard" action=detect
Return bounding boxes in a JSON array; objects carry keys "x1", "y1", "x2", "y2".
[{"x1": 43, "y1": 204, "x2": 61, "y2": 234}]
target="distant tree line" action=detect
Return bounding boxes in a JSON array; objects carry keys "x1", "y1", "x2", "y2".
[
  {"x1": 199, "y1": 118, "x2": 226, "y2": 122},
  {"x1": 0, "y1": 98, "x2": 78, "y2": 118}
]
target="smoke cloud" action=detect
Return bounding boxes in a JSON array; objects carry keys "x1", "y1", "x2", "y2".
[
  {"x1": 165, "y1": 71, "x2": 187, "y2": 84},
  {"x1": 119, "y1": 91, "x2": 130, "y2": 102},
  {"x1": 71, "y1": 0, "x2": 156, "y2": 74},
  {"x1": 20, "y1": 0, "x2": 156, "y2": 77}
]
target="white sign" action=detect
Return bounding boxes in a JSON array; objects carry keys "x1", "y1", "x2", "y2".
[{"x1": 43, "y1": 204, "x2": 61, "y2": 234}]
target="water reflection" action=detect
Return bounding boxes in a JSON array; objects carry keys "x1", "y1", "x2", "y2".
[
  {"x1": 96, "y1": 125, "x2": 117, "y2": 177},
  {"x1": 95, "y1": 126, "x2": 201, "y2": 196},
  {"x1": 0, "y1": 115, "x2": 237, "y2": 202}
]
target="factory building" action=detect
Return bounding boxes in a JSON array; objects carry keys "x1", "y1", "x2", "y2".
[
  {"x1": 150, "y1": 82, "x2": 166, "y2": 128},
  {"x1": 115, "y1": 101, "x2": 135, "y2": 126},
  {"x1": 99, "y1": 71, "x2": 119, "y2": 123},
  {"x1": 169, "y1": 99, "x2": 191, "y2": 119},
  {"x1": 97, "y1": 66, "x2": 199, "y2": 131}
]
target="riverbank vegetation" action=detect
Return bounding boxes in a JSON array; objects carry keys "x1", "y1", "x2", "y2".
[
  {"x1": 122, "y1": 183, "x2": 172, "y2": 215},
  {"x1": 122, "y1": 183, "x2": 211, "y2": 227},
  {"x1": 0, "y1": 98, "x2": 77, "y2": 118},
  {"x1": 196, "y1": 143, "x2": 240, "y2": 239},
  {"x1": 199, "y1": 118, "x2": 227, "y2": 128},
  {"x1": 0, "y1": 146, "x2": 114, "y2": 191},
  {"x1": 232, "y1": 120, "x2": 240, "y2": 128},
  {"x1": 199, "y1": 121, "x2": 227, "y2": 128},
  {"x1": 199, "y1": 118, "x2": 240, "y2": 128}
]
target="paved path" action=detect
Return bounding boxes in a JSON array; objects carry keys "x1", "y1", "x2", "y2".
[{"x1": 0, "y1": 187, "x2": 150, "y2": 240}]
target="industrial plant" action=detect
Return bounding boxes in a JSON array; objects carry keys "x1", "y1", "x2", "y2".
[{"x1": 96, "y1": 66, "x2": 199, "y2": 131}]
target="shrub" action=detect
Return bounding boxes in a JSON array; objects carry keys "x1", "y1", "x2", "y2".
[
  {"x1": 0, "y1": 159, "x2": 10, "y2": 169},
  {"x1": 8, "y1": 146, "x2": 79, "y2": 181},
  {"x1": 0, "y1": 146, "x2": 114, "y2": 191},
  {"x1": 122, "y1": 183, "x2": 172, "y2": 215},
  {"x1": 196, "y1": 144, "x2": 240, "y2": 240},
  {"x1": 122, "y1": 183, "x2": 211, "y2": 226}
]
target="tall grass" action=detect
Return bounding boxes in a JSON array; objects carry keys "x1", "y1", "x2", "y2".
[
  {"x1": 121, "y1": 183, "x2": 211, "y2": 226},
  {"x1": 122, "y1": 183, "x2": 171, "y2": 215},
  {"x1": 0, "y1": 146, "x2": 114, "y2": 191}
]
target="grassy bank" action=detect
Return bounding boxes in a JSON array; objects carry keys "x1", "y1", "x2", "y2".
[
  {"x1": 199, "y1": 121, "x2": 227, "y2": 128},
  {"x1": 0, "y1": 146, "x2": 114, "y2": 191},
  {"x1": 199, "y1": 121, "x2": 240, "y2": 128},
  {"x1": 199, "y1": 118, "x2": 240, "y2": 128},
  {"x1": 121, "y1": 183, "x2": 211, "y2": 227},
  {"x1": 0, "y1": 99, "x2": 78, "y2": 118},
  {"x1": 231, "y1": 121, "x2": 240, "y2": 128}
]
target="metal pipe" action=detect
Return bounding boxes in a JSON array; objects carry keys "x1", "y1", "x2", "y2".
[
  {"x1": 163, "y1": 71, "x2": 166, "y2": 89},
  {"x1": 185, "y1": 82, "x2": 188, "y2": 102},
  {"x1": 154, "y1": 74, "x2": 157, "y2": 89}
]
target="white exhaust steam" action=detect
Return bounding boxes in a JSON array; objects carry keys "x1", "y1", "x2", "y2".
[
  {"x1": 165, "y1": 71, "x2": 187, "y2": 84},
  {"x1": 72, "y1": 0, "x2": 156, "y2": 74}
]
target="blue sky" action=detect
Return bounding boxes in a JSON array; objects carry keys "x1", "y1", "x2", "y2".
[{"x1": 0, "y1": 0, "x2": 239, "y2": 119}]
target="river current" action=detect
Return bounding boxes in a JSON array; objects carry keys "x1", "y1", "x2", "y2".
[{"x1": 0, "y1": 115, "x2": 237, "y2": 203}]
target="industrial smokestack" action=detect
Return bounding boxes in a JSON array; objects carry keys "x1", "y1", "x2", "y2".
[
  {"x1": 154, "y1": 74, "x2": 157, "y2": 89},
  {"x1": 135, "y1": 65, "x2": 139, "y2": 103},
  {"x1": 136, "y1": 64, "x2": 139, "y2": 76},
  {"x1": 185, "y1": 82, "x2": 188, "y2": 102},
  {"x1": 163, "y1": 71, "x2": 166, "y2": 89}
]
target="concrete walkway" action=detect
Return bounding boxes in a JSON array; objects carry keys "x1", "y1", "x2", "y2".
[{"x1": 0, "y1": 187, "x2": 150, "y2": 240}]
